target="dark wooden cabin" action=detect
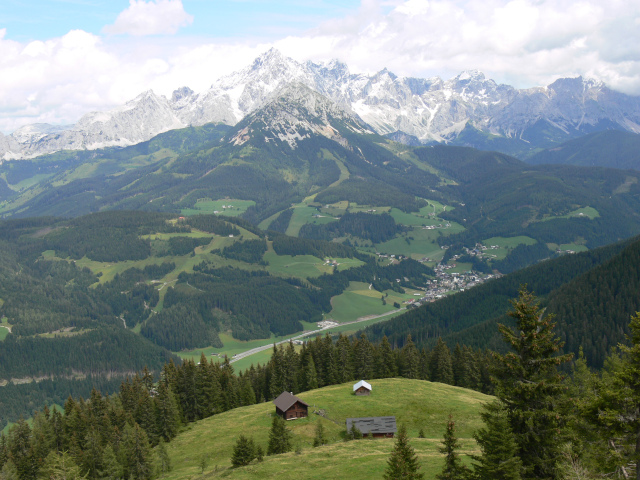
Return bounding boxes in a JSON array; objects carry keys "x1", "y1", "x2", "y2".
[
  {"x1": 346, "y1": 416, "x2": 397, "y2": 438},
  {"x1": 273, "y1": 391, "x2": 309, "y2": 420}
]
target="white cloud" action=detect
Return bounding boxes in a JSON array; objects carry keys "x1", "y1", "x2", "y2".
[
  {"x1": 1, "y1": 0, "x2": 640, "y2": 134},
  {"x1": 103, "y1": 0, "x2": 193, "y2": 36}
]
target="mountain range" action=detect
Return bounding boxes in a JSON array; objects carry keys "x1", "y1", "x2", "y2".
[{"x1": 3, "y1": 48, "x2": 640, "y2": 161}]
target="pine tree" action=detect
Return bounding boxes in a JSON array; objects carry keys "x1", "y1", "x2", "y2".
[
  {"x1": 383, "y1": 424, "x2": 423, "y2": 480},
  {"x1": 231, "y1": 435, "x2": 256, "y2": 468},
  {"x1": 593, "y1": 312, "x2": 640, "y2": 478},
  {"x1": 436, "y1": 415, "x2": 470, "y2": 480},
  {"x1": 155, "y1": 441, "x2": 171, "y2": 475},
  {"x1": 430, "y1": 338, "x2": 454, "y2": 385},
  {"x1": 472, "y1": 402, "x2": 523, "y2": 480},
  {"x1": 99, "y1": 445, "x2": 123, "y2": 480},
  {"x1": 313, "y1": 421, "x2": 327, "y2": 447},
  {"x1": 492, "y1": 286, "x2": 573, "y2": 480},
  {"x1": 436, "y1": 415, "x2": 469, "y2": 480},
  {"x1": 0, "y1": 460, "x2": 18, "y2": 480},
  {"x1": 155, "y1": 381, "x2": 180, "y2": 442},
  {"x1": 267, "y1": 416, "x2": 292, "y2": 456},
  {"x1": 121, "y1": 424, "x2": 153, "y2": 480},
  {"x1": 402, "y1": 335, "x2": 420, "y2": 379}
]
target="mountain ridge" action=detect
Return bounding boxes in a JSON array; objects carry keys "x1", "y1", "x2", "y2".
[{"x1": 3, "y1": 48, "x2": 640, "y2": 161}]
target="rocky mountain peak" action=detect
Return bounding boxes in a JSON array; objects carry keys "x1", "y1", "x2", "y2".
[
  {"x1": 228, "y1": 83, "x2": 369, "y2": 150},
  {"x1": 3, "y1": 49, "x2": 639, "y2": 160}
]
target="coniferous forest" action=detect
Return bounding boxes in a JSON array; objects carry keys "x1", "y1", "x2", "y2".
[{"x1": 3, "y1": 288, "x2": 640, "y2": 479}]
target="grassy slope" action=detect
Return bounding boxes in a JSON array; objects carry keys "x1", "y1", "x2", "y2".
[{"x1": 162, "y1": 378, "x2": 491, "y2": 480}]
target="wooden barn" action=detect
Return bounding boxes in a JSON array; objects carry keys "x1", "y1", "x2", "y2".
[
  {"x1": 346, "y1": 416, "x2": 397, "y2": 438},
  {"x1": 273, "y1": 391, "x2": 309, "y2": 420},
  {"x1": 353, "y1": 380, "x2": 372, "y2": 396}
]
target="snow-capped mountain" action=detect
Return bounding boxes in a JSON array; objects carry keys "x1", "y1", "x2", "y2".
[{"x1": 3, "y1": 48, "x2": 640, "y2": 160}]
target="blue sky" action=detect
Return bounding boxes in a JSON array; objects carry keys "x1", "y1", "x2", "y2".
[
  {"x1": 0, "y1": 0, "x2": 364, "y2": 41},
  {"x1": 1, "y1": 0, "x2": 639, "y2": 133}
]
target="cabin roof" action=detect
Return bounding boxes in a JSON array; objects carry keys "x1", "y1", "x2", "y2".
[
  {"x1": 346, "y1": 416, "x2": 397, "y2": 434},
  {"x1": 272, "y1": 391, "x2": 309, "y2": 411},
  {"x1": 353, "y1": 380, "x2": 372, "y2": 392}
]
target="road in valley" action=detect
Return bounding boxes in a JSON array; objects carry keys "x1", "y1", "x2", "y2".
[{"x1": 229, "y1": 308, "x2": 401, "y2": 363}]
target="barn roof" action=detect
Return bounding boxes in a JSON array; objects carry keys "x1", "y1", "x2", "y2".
[
  {"x1": 346, "y1": 416, "x2": 397, "y2": 434},
  {"x1": 353, "y1": 380, "x2": 372, "y2": 392},
  {"x1": 272, "y1": 391, "x2": 308, "y2": 411}
]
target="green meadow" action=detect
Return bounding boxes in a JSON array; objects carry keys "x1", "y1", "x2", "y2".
[
  {"x1": 160, "y1": 379, "x2": 490, "y2": 480},
  {"x1": 181, "y1": 199, "x2": 256, "y2": 217}
]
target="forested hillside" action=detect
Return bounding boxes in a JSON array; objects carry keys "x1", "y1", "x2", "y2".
[{"x1": 363, "y1": 235, "x2": 640, "y2": 366}]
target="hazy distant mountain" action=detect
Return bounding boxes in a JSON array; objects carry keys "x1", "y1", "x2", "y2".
[
  {"x1": 527, "y1": 130, "x2": 640, "y2": 170},
  {"x1": 3, "y1": 48, "x2": 640, "y2": 161}
]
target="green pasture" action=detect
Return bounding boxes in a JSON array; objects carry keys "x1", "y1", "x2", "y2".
[
  {"x1": 558, "y1": 243, "x2": 589, "y2": 253},
  {"x1": 319, "y1": 200, "x2": 348, "y2": 216},
  {"x1": 446, "y1": 262, "x2": 474, "y2": 274},
  {"x1": 327, "y1": 290, "x2": 397, "y2": 323},
  {"x1": 541, "y1": 206, "x2": 600, "y2": 222},
  {"x1": 375, "y1": 227, "x2": 451, "y2": 259},
  {"x1": 0, "y1": 326, "x2": 9, "y2": 341},
  {"x1": 264, "y1": 252, "x2": 364, "y2": 279},
  {"x1": 346, "y1": 204, "x2": 391, "y2": 214},
  {"x1": 161, "y1": 379, "x2": 490, "y2": 480},
  {"x1": 482, "y1": 236, "x2": 537, "y2": 248},
  {"x1": 285, "y1": 205, "x2": 338, "y2": 236},
  {"x1": 481, "y1": 236, "x2": 538, "y2": 261},
  {"x1": 8, "y1": 173, "x2": 54, "y2": 191},
  {"x1": 181, "y1": 199, "x2": 255, "y2": 217}
]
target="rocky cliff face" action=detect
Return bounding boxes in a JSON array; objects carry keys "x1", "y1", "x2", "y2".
[{"x1": 3, "y1": 48, "x2": 640, "y2": 160}]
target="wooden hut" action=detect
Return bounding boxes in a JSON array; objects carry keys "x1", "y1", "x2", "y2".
[
  {"x1": 353, "y1": 380, "x2": 372, "y2": 396},
  {"x1": 346, "y1": 416, "x2": 397, "y2": 438},
  {"x1": 273, "y1": 391, "x2": 309, "y2": 420}
]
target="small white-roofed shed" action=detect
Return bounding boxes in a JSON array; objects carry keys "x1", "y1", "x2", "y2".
[{"x1": 353, "y1": 380, "x2": 372, "y2": 396}]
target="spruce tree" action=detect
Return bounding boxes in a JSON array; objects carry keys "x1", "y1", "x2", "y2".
[
  {"x1": 155, "y1": 380, "x2": 180, "y2": 442},
  {"x1": 492, "y1": 286, "x2": 572, "y2": 480},
  {"x1": 313, "y1": 421, "x2": 327, "y2": 447},
  {"x1": 231, "y1": 435, "x2": 256, "y2": 467},
  {"x1": 383, "y1": 424, "x2": 423, "y2": 480},
  {"x1": 472, "y1": 402, "x2": 523, "y2": 480},
  {"x1": 430, "y1": 338, "x2": 454, "y2": 385},
  {"x1": 436, "y1": 415, "x2": 470, "y2": 480},
  {"x1": 594, "y1": 312, "x2": 640, "y2": 477},
  {"x1": 267, "y1": 416, "x2": 292, "y2": 456},
  {"x1": 155, "y1": 441, "x2": 171, "y2": 475},
  {"x1": 99, "y1": 445, "x2": 123, "y2": 480}
]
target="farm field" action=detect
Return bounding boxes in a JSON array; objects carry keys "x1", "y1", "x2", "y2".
[
  {"x1": 160, "y1": 379, "x2": 489, "y2": 480},
  {"x1": 374, "y1": 227, "x2": 447, "y2": 260},
  {"x1": 181, "y1": 199, "x2": 256, "y2": 217},
  {"x1": 285, "y1": 204, "x2": 337, "y2": 236},
  {"x1": 264, "y1": 252, "x2": 364, "y2": 278},
  {"x1": 481, "y1": 235, "x2": 538, "y2": 261},
  {"x1": 327, "y1": 290, "x2": 397, "y2": 323},
  {"x1": 541, "y1": 206, "x2": 600, "y2": 221}
]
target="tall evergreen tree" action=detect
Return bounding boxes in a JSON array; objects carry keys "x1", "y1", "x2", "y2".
[
  {"x1": 430, "y1": 338, "x2": 454, "y2": 385},
  {"x1": 472, "y1": 402, "x2": 523, "y2": 480},
  {"x1": 383, "y1": 424, "x2": 423, "y2": 480},
  {"x1": 154, "y1": 381, "x2": 179, "y2": 442},
  {"x1": 492, "y1": 286, "x2": 572, "y2": 480},
  {"x1": 402, "y1": 335, "x2": 421, "y2": 379},
  {"x1": 267, "y1": 416, "x2": 292, "y2": 456},
  {"x1": 231, "y1": 435, "x2": 256, "y2": 468},
  {"x1": 436, "y1": 415, "x2": 470, "y2": 480}
]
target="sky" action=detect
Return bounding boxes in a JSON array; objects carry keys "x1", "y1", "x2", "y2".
[{"x1": 1, "y1": 0, "x2": 639, "y2": 133}]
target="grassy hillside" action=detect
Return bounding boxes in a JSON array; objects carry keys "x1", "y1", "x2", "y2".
[{"x1": 161, "y1": 378, "x2": 491, "y2": 480}]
